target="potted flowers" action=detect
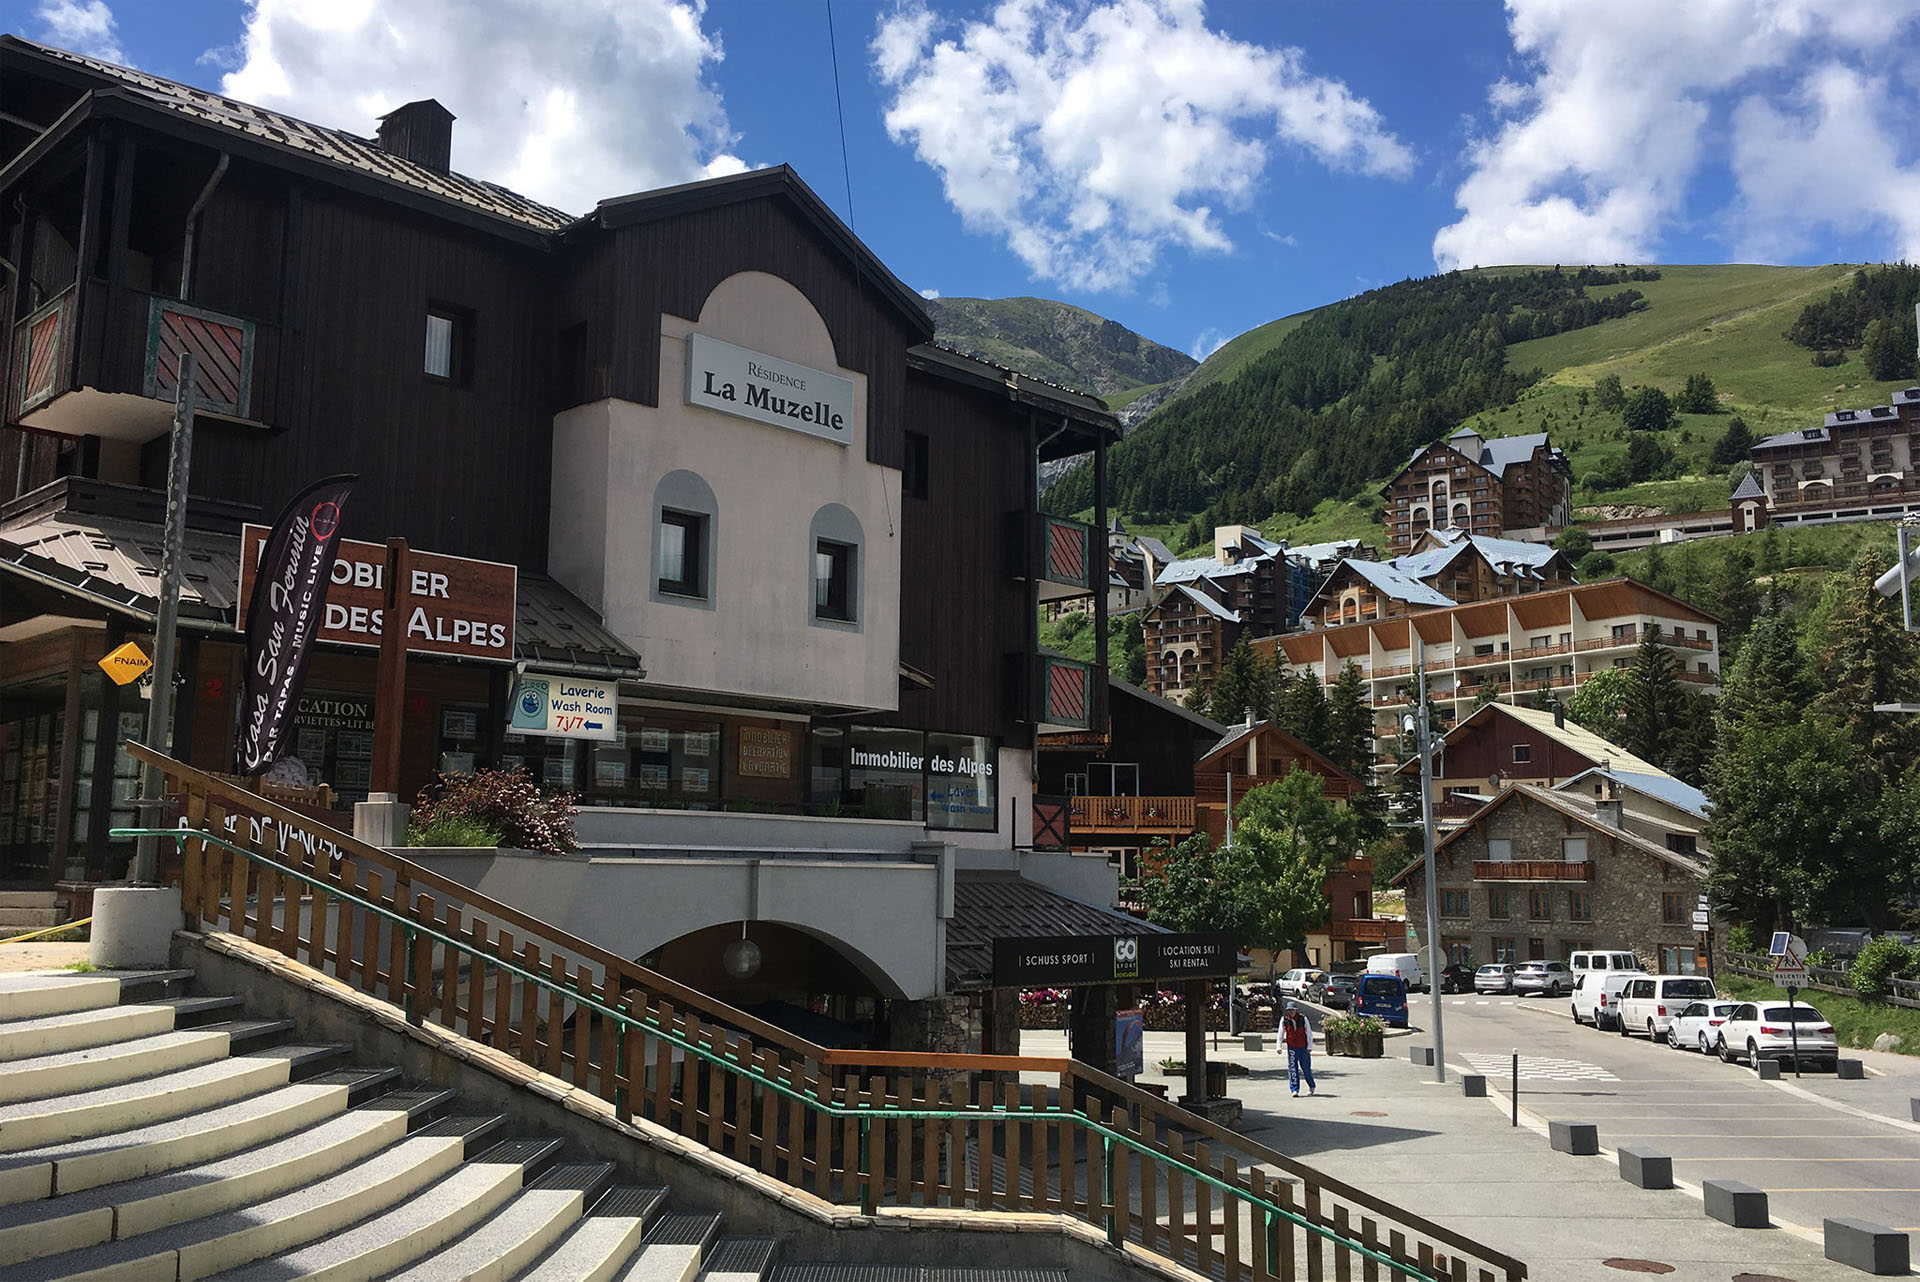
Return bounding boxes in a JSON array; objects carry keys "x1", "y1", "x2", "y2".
[{"x1": 1323, "y1": 1013, "x2": 1387, "y2": 1058}]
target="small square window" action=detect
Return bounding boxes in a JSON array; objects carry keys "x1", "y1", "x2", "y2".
[
  {"x1": 815, "y1": 539, "x2": 855, "y2": 622},
  {"x1": 659, "y1": 510, "x2": 706, "y2": 599},
  {"x1": 1512, "y1": 743, "x2": 1532, "y2": 764}
]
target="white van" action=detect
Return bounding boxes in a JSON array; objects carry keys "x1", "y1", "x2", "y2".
[
  {"x1": 1366, "y1": 952, "x2": 1426, "y2": 993},
  {"x1": 1569, "y1": 949, "x2": 1641, "y2": 975}
]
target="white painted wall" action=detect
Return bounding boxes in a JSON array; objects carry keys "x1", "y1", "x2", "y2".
[{"x1": 549, "y1": 270, "x2": 902, "y2": 712}]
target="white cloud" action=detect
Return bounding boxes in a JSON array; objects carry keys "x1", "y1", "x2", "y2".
[
  {"x1": 1435, "y1": 0, "x2": 1920, "y2": 270},
  {"x1": 36, "y1": 0, "x2": 124, "y2": 63},
  {"x1": 1190, "y1": 327, "x2": 1228, "y2": 360},
  {"x1": 917, "y1": 286, "x2": 941, "y2": 300},
  {"x1": 873, "y1": 0, "x2": 1410, "y2": 292},
  {"x1": 220, "y1": 0, "x2": 746, "y2": 216}
]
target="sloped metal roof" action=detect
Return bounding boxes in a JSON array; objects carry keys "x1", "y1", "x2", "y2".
[
  {"x1": 1730, "y1": 471, "x2": 1766, "y2": 501},
  {"x1": 1340, "y1": 558, "x2": 1455, "y2": 608},
  {"x1": 946, "y1": 870, "x2": 1163, "y2": 991}
]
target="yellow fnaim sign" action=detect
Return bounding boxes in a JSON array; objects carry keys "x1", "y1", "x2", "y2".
[{"x1": 98, "y1": 641, "x2": 153, "y2": 686}]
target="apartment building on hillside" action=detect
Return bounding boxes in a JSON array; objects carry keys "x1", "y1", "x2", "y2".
[
  {"x1": 1749, "y1": 389, "x2": 1920, "y2": 512},
  {"x1": 1303, "y1": 529, "x2": 1576, "y2": 629},
  {"x1": 1259, "y1": 580, "x2": 1721, "y2": 762},
  {"x1": 1381, "y1": 426, "x2": 1572, "y2": 555}
]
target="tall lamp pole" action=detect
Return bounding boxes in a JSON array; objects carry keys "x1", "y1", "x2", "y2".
[
  {"x1": 134, "y1": 352, "x2": 197, "y2": 885},
  {"x1": 1414, "y1": 655, "x2": 1446, "y2": 1083}
]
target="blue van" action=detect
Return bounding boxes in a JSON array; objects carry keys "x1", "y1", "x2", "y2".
[{"x1": 1355, "y1": 973, "x2": 1409, "y2": 1028}]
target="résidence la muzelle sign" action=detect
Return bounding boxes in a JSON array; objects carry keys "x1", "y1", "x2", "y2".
[{"x1": 685, "y1": 334, "x2": 854, "y2": 446}]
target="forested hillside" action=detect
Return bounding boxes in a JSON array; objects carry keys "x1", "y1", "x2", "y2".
[{"x1": 1046, "y1": 268, "x2": 1657, "y2": 521}]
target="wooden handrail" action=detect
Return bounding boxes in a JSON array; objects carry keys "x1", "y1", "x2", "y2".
[{"x1": 130, "y1": 744, "x2": 1527, "y2": 1281}]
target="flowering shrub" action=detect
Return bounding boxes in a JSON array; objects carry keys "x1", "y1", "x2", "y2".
[
  {"x1": 1323, "y1": 1013, "x2": 1386, "y2": 1037},
  {"x1": 411, "y1": 768, "x2": 579, "y2": 854}
]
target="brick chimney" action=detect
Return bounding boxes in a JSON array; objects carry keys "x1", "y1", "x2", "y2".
[{"x1": 377, "y1": 99, "x2": 455, "y2": 174}]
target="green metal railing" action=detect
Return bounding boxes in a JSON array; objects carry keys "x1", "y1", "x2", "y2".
[{"x1": 120, "y1": 823, "x2": 1437, "y2": 1280}]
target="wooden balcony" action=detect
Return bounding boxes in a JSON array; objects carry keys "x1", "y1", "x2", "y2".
[
  {"x1": 1474, "y1": 860, "x2": 1594, "y2": 881},
  {"x1": 144, "y1": 297, "x2": 257, "y2": 420},
  {"x1": 1009, "y1": 512, "x2": 1096, "y2": 602},
  {"x1": 1068, "y1": 794, "x2": 1197, "y2": 834},
  {"x1": 1337, "y1": 917, "x2": 1406, "y2": 944}
]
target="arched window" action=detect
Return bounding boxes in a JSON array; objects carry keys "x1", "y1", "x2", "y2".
[
  {"x1": 809, "y1": 503, "x2": 865, "y2": 630},
  {"x1": 652, "y1": 470, "x2": 718, "y2": 608}
]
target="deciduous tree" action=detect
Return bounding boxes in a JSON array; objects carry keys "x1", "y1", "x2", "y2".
[{"x1": 1232, "y1": 770, "x2": 1362, "y2": 958}]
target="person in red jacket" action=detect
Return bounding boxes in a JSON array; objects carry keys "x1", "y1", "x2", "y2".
[{"x1": 1281, "y1": 1003, "x2": 1316, "y2": 1096}]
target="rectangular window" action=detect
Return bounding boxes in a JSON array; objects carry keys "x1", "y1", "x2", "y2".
[
  {"x1": 1528, "y1": 889, "x2": 1551, "y2": 921},
  {"x1": 814, "y1": 540, "x2": 855, "y2": 622},
  {"x1": 1487, "y1": 888, "x2": 1511, "y2": 919},
  {"x1": 424, "y1": 305, "x2": 470, "y2": 384},
  {"x1": 658, "y1": 511, "x2": 706, "y2": 599},
  {"x1": 1441, "y1": 889, "x2": 1470, "y2": 917},
  {"x1": 424, "y1": 312, "x2": 455, "y2": 378},
  {"x1": 1568, "y1": 890, "x2": 1593, "y2": 922},
  {"x1": 1530, "y1": 636, "x2": 1549, "y2": 648},
  {"x1": 1666, "y1": 833, "x2": 1698, "y2": 855},
  {"x1": 1562, "y1": 836, "x2": 1587, "y2": 863},
  {"x1": 1492, "y1": 936, "x2": 1517, "y2": 963},
  {"x1": 1512, "y1": 744, "x2": 1532, "y2": 763},
  {"x1": 1444, "y1": 938, "x2": 1472, "y2": 966},
  {"x1": 1661, "y1": 892, "x2": 1687, "y2": 924},
  {"x1": 1487, "y1": 837, "x2": 1512, "y2": 862},
  {"x1": 903, "y1": 432, "x2": 930, "y2": 500},
  {"x1": 1611, "y1": 623, "x2": 1634, "y2": 640}
]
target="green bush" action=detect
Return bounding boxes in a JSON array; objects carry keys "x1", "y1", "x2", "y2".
[
  {"x1": 407, "y1": 813, "x2": 503, "y2": 848},
  {"x1": 1850, "y1": 936, "x2": 1920, "y2": 999},
  {"x1": 1725, "y1": 921, "x2": 1759, "y2": 954}
]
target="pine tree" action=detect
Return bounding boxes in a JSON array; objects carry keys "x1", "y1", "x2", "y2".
[
  {"x1": 1276, "y1": 670, "x2": 1330, "y2": 751},
  {"x1": 1756, "y1": 526, "x2": 1782, "y2": 576},
  {"x1": 1815, "y1": 548, "x2": 1920, "y2": 772},
  {"x1": 1710, "y1": 416, "x2": 1754, "y2": 466},
  {"x1": 1323, "y1": 660, "x2": 1374, "y2": 779},
  {"x1": 1707, "y1": 548, "x2": 1761, "y2": 654},
  {"x1": 1207, "y1": 640, "x2": 1273, "y2": 726},
  {"x1": 1621, "y1": 625, "x2": 1683, "y2": 767}
]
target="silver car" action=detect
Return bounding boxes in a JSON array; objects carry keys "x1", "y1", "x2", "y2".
[
  {"x1": 1511, "y1": 960, "x2": 1574, "y2": 997},
  {"x1": 1473, "y1": 963, "x2": 1515, "y2": 993}
]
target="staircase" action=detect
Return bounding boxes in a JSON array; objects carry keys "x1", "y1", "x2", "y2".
[
  {"x1": 0, "y1": 970, "x2": 1069, "y2": 1282},
  {"x1": 0, "y1": 891, "x2": 66, "y2": 940}
]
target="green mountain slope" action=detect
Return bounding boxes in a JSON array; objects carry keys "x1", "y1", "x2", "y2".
[{"x1": 926, "y1": 296, "x2": 1196, "y2": 396}]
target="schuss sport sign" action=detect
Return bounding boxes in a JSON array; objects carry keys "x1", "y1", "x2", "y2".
[{"x1": 991, "y1": 931, "x2": 1237, "y2": 988}]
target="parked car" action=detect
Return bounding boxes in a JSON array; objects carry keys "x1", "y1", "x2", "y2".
[
  {"x1": 1587, "y1": 971, "x2": 1640, "y2": 1030},
  {"x1": 1276, "y1": 969, "x2": 1328, "y2": 1001},
  {"x1": 1367, "y1": 952, "x2": 1426, "y2": 993},
  {"x1": 1569, "y1": 949, "x2": 1641, "y2": 975},
  {"x1": 1667, "y1": 1000, "x2": 1740, "y2": 1052},
  {"x1": 1616, "y1": 975, "x2": 1718, "y2": 1039},
  {"x1": 1437, "y1": 964, "x2": 1475, "y2": 994},
  {"x1": 1473, "y1": 963, "x2": 1515, "y2": 994},
  {"x1": 1320, "y1": 973, "x2": 1360, "y2": 1009},
  {"x1": 1354, "y1": 973, "x2": 1409, "y2": 1028},
  {"x1": 1511, "y1": 960, "x2": 1575, "y2": 997},
  {"x1": 1713, "y1": 1002, "x2": 1839, "y2": 1071}
]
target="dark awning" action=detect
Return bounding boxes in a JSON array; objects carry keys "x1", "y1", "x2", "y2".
[{"x1": 946, "y1": 870, "x2": 1166, "y2": 992}]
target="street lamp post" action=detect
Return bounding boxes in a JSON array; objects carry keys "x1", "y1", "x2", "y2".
[{"x1": 1413, "y1": 657, "x2": 1446, "y2": 1083}]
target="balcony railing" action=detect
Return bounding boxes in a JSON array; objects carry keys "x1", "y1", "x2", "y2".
[
  {"x1": 1474, "y1": 860, "x2": 1594, "y2": 881},
  {"x1": 1010, "y1": 512, "x2": 1095, "y2": 602},
  {"x1": 145, "y1": 296, "x2": 257, "y2": 419},
  {"x1": 1338, "y1": 917, "x2": 1406, "y2": 943},
  {"x1": 1068, "y1": 794, "x2": 1197, "y2": 833},
  {"x1": 11, "y1": 286, "x2": 75, "y2": 417}
]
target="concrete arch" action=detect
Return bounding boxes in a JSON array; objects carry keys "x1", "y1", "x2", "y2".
[
  {"x1": 695, "y1": 270, "x2": 841, "y2": 371},
  {"x1": 645, "y1": 917, "x2": 906, "y2": 1001}
]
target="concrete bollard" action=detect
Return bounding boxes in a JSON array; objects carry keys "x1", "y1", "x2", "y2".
[
  {"x1": 1461, "y1": 1074, "x2": 1487, "y2": 1098},
  {"x1": 1617, "y1": 1146, "x2": 1672, "y2": 1190},
  {"x1": 1242, "y1": 1032, "x2": 1263, "y2": 1052},
  {"x1": 89, "y1": 886, "x2": 184, "y2": 970},
  {"x1": 1704, "y1": 1179, "x2": 1768, "y2": 1228},
  {"x1": 1824, "y1": 1218, "x2": 1910, "y2": 1275},
  {"x1": 1410, "y1": 1045, "x2": 1436, "y2": 1067},
  {"x1": 1910, "y1": 1096, "x2": 1919, "y2": 1123},
  {"x1": 1755, "y1": 1057, "x2": 1782, "y2": 1080},
  {"x1": 1836, "y1": 1058, "x2": 1865, "y2": 1079},
  {"x1": 1548, "y1": 1120, "x2": 1598, "y2": 1156}
]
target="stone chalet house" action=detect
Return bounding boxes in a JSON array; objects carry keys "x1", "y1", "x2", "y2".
[
  {"x1": 1397, "y1": 773, "x2": 1713, "y2": 976},
  {"x1": 1380, "y1": 425, "x2": 1572, "y2": 556}
]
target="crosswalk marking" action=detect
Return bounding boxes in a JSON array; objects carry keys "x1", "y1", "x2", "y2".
[{"x1": 1463, "y1": 1052, "x2": 1620, "y2": 1083}]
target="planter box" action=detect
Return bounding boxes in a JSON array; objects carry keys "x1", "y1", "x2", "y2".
[{"x1": 1325, "y1": 1029, "x2": 1385, "y2": 1058}]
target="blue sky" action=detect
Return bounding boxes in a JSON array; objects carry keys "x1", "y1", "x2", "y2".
[{"x1": 10, "y1": 0, "x2": 1920, "y2": 365}]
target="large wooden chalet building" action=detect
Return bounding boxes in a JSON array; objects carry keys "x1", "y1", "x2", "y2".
[{"x1": 1381, "y1": 426, "x2": 1572, "y2": 556}]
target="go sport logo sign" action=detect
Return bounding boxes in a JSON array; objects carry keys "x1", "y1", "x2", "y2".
[{"x1": 1114, "y1": 935, "x2": 1140, "y2": 979}]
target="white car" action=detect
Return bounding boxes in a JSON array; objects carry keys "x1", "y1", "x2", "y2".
[
  {"x1": 1275, "y1": 968, "x2": 1328, "y2": 1001},
  {"x1": 1713, "y1": 1001, "x2": 1839, "y2": 1071},
  {"x1": 1667, "y1": 1000, "x2": 1739, "y2": 1052},
  {"x1": 1615, "y1": 975, "x2": 1718, "y2": 1039}
]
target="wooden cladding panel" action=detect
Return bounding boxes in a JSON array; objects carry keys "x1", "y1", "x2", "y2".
[{"x1": 560, "y1": 198, "x2": 918, "y2": 470}]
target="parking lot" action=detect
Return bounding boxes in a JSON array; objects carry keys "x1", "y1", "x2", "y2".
[{"x1": 1432, "y1": 987, "x2": 1920, "y2": 1259}]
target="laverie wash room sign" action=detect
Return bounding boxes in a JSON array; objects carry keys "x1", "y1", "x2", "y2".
[
  {"x1": 510, "y1": 674, "x2": 618, "y2": 741},
  {"x1": 686, "y1": 333, "x2": 854, "y2": 445}
]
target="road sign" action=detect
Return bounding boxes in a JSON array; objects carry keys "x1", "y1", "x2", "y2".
[
  {"x1": 98, "y1": 641, "x2": 152, "y2": 685},
  {"x1": 1691, "y1": 911, "x2": 1710, "y2": 929},
  {"x1": 1771, "y1": 931, "x2": 1810, "y2": 986}
]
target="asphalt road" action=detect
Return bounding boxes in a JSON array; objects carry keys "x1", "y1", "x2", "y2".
[{"x1": 1426, "y1": 986, "x2": 1920, "y2": 1257}]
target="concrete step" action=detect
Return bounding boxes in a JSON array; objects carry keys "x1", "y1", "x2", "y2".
[
  {"x1": 8, "y1": 1121, "x2": 502, "y2": 1281},
  {"x1": 0, "y1": 1028, "x2": 236, "y2": 1103},
  {"x1": 614, "y1": 1212, "x2": 723, "y2": 1282},
  {"x1": 0, "y1": 975, "x2": 121, "y2": 1022},
  {"x1": 698, "y1": 1236, "x2": 779, "y2": 1281},
  {"x1": 0, "y1": 1042, "x2": 347, "y2": 1153},
  {"x1": 518, "y1": 1186, "x2": 668, "y2": 1282},
  {"x1": 204, "y1": 1136, "x2": 564, "y2": 1282},
  {"x1": 769, "y1": 1272, "x2": 1072, "y2": 1282},
  {"x1": 386, "y1": 1160, "x2": 615, "y2": 1282},
  {"x1": 0, "y1": 1071, "x2": 416, "y2": 1206},
  {"x1": 108, "y1": 969, "x2": 197, "y2": 1003},
  {"x1": 0, "y1": 908, "x2": 64, "y2": 928},
  {"x1": 0, "y1": 892, "x2": 59, "y2": 908},
  {"x1": 0, "y1": 1004, "x2": 177, "y2": 1062},
  {"x1": 145, "y1": 995, "x2": 246, "y2": 1028},
  {"x1": 0, "y1": 1092, "x2": 439, "y2": 1267}
]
